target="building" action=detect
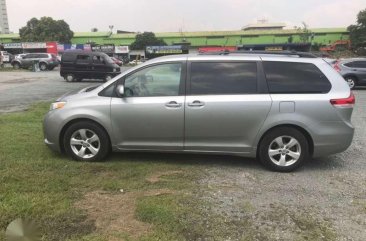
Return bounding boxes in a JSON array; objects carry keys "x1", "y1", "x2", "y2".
[
  {"x1": 0, "y1": 28, "x2": 349, "y2": 53},
  {"x1": 0, "y1": 0, "x2": 9, "y2": 34}
]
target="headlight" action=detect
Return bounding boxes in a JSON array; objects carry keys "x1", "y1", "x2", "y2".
[{"x1": 50, "y1": 102, "x2": 66, "y2": 111}]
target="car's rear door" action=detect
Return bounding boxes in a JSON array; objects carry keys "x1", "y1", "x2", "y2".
[{"x1": 184, "y1": 57, "x2": 272, "y2": 154}]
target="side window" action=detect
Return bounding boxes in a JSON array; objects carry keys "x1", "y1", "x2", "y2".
[
  {"x1": 190, "y1": 62, "x2": 257, "y2": 95},
  {"x1": 76, "y1": 55, "x2": 91, "y2": 64},
  {"x1": 263, "y1": 62, "x2": 331, "y2": 94},
  {"x1": 38, "y1": 54, "x2": 48, "y2": 58},
  {"x1": 344, "y1": 62, "x2": 355, "y2": 68},
  {"x1": 351, "y1": 61, "x2": 366, "y2": 68},
  {"x1": 124, "y1": 63, "x2": 182, "y2": 97},
  {"x1": 92, "y1": 55, "x2": 104, "y2": 64}
]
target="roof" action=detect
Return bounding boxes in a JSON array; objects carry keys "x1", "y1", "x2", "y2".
[{"x1": 242, "y1": 23, "x2": 286, "y2": 30}]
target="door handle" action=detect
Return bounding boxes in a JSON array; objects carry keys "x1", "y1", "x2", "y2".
[
  {"x1": 165, "y1": 101, "x2": 182, "y2": 108},
  {"x1": 188, "y1": 100, "x2": 205, "y2": 107}
]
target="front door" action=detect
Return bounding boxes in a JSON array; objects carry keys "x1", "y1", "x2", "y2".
[
  {"x1": 111, "y1": 62, "x2": 186, "y2": 150},
  {"x1": 184, "y1": 60, "x2": 272, "y2": 153}
]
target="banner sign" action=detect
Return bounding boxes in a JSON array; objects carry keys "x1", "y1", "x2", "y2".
[
  {"x1": 115, "y1": 46, "x2": 129, "y2": 54},
  {"x1": 3, "y1": 43, "x2": 22, "y2": 49},
  {"x1": 22, "y1": 42, "x2": 47, "y2": 49},
  {"x1": 146, "y1": 45, "x2": 183, "y2": 54}
]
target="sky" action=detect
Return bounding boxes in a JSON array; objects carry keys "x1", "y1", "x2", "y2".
[{"x1": 6, "y1": 0, "x2": 366, "y2": 33}]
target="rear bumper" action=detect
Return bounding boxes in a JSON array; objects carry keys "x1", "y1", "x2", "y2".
[{"x1": 312, "y1": 121, "x2": 354, "y2": 157}]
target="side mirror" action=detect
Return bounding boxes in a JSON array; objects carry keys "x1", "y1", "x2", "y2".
[{"x1": 116, "y1": 85, "x2": 124, "y2": 96}]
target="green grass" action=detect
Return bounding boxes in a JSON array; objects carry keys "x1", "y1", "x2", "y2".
[{"x1": 0, "y1": 103, "x2": 203, "y2": 240}]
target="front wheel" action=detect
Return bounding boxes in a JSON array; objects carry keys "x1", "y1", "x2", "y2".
[
  {"x1": 258, "y1": 127, "x2": 309, "y2": 172},
  {"x1": 65, "y1": 74, "x2": 75, "y2": 82},
  {"x1": 63, "y1": 121, "x2": 110, "y2": 162},
  {"x1": 104, "y1": 75, "x2": 113, "y2": 82},
  {"x1": 39, "y1": 63, "x2": 47, "y2": 71}
]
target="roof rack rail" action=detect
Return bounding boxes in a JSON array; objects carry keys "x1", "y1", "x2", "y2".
[{"x1": 198, "y1": 50, "x2": 317, "y2": 58}]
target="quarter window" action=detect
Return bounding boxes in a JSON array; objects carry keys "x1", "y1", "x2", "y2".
[
  {"x1": 190, "y1": 62, "x2": 257, "y2": 95},
  {"x1": 124, "y1": 63, "x2": 182, "y2": 97},
  {"x1": 263, "y1": 62, "x2": 331, "y2": 94}
]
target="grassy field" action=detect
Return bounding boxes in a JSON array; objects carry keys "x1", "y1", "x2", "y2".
[{"x1": 0, "y1": 103, "x2": 214, "y2": 241}]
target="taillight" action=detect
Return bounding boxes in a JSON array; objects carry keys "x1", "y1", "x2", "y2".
[
  {"x1": 330, "y1": 92, "x2": 355, "y2": 107},
  {"x1": 333, "y1": 60, "x2": 341, "y2": 72}
]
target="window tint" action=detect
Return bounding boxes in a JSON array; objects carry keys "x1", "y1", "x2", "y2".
[
  {"x1": 92, "y1": 55, "x2": 104, "y2": 64},
  {"x1": 62, "y1": 53, "x2": 75, "y2": 62},
  {"x1": 124, "y1": 63, "x2": 182, "y2": 97},
  {"x1": 76, "y1": 55, "x2": 90, "y2": 63},
  {"x1": 347, "y1": 61, "x2": 366, "y2": 68},
  {"x1": 263, "y1": 62, "x2": 331, "y2": 94},
  {"x1": 190, "y1": 62, "x2": 257, "y2": 95}
]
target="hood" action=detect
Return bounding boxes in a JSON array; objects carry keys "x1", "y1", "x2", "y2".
[{"x1": 56, "y1": 85, "x2": 101, "y2": 101}]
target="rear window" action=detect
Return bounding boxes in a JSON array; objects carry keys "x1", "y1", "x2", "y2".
[
  {"x1": 263, "y1": 61, "x2": 331, "y2": 94},
  {"x1": 190, "y1": 62, "x2": 257, "y2": 95},
  {"x1": 62, "y1": 53, "x2": 76, "y2": 62}
]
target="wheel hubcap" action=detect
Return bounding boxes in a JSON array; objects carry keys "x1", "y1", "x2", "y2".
[
  {"x1": 346, "y1": 79, "x2": 355, "y2": 88},
  {"x1": 268, "y1": 136, "x2": 301, "y2": 167},
  {"x1": 106, "y1": 76, "x2": 112, "y2": 81},
  {"x1": 66, "y1": 75, "x2": 73, "y2": 82},
  {"x1": 70, "y1": 129, "x2": 100, "y2": 159}
]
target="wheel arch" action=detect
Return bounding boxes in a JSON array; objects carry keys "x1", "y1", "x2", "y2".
[
  {"x1": 59, "y1": 118, "x2": 112, "y2": 153},
  {"x1": 256, "y1": 124, "x2": 314, "y2": 157}
]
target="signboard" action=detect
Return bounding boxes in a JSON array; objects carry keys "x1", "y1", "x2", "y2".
[
  {"x1": 22, "y1": 42, "x2": 47, "y2": 49},
  {"x1": 146, "y1": 45, "x2": 184, "y2": 54},
  {"x1": 3, "y1": 43, "x2": 22, "y2": 49},
  {"x1": 92, "y1": 45, "x2": 114, "y2": 54},
  {"x1": 115, "y1": 46, "x2": 129, "y2": 54}
]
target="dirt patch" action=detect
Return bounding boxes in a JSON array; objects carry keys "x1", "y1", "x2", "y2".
[
  {"x1": 75, "y1": 189, "x2": 175, "y2": 240},
  {"x1": 146, "y1": 170, "x2": 184, "y2": 184}
]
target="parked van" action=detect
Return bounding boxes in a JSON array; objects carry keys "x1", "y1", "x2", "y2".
[
  {"x1": 45, "y1": 51, "x2": 355, "y2": 172},
  {"x1": 60, "y1": 51, "x2": 121, "y2": 82}
]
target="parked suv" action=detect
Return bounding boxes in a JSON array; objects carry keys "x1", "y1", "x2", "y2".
[
  {"x1": 335, "y1": 58, "x2": 366, "y2": 89},
  {"x1": 11, "y1": 53, "x2": 59, "y2": 70},
  {"x1": 60, "y1": 51, "x2": 121, "y2": 82},
  {"x1": 44, "y1": 51, "x2": 355, "y2": 172}
]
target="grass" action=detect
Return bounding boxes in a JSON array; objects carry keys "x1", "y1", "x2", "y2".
[{"x1": 0, "y1": 103, "x2": 338, "y2": 241}]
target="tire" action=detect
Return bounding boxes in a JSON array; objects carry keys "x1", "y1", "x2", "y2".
[
  {"x1": 65, "y1": 74, "x2": 75, "y2": 82},
  {"x1": 63, "y1": 121, "x2": 110, "y2": 162},
  {"x1": 258, "y1": 127, "x2": 309, "y2": 172},
  {"x1": 39, "y1": 63, "x2": 47, "y2": 71},
  {"x1": 48, "y1": 66, "x2": 55, "y2": 71},
  {"x1": 345, "y1": 76, "x2": 357, "y2": 90},
  {"x1": 13, "y1": 62, "x2": 20, "y2": 69},
  {"x1": 104, "y1": 75, "x2": 113, "y2": 82}
]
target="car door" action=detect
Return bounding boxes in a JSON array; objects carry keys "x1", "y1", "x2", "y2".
[
  {"x1": 351, "y1": 61, "x2": 366, "y2": 83},
  {"x1": 184, "y1": 58, "x2": 272, "y2": 154},
  {"x1": 22, "y1": 54, "x2": 36, "y2": 68},
  {"x1": 110, "y1": 61, "x2": 186, "y2": 150},
  {"x1": 75, "y1": 54, "x2": 92, "y2": 77}
]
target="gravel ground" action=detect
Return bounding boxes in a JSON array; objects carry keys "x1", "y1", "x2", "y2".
[
  {"x1": 0, "y1": 68, "x2": 130, "y2": 113},
  {"x1": 194, "y1": 90, "x2": 366, "y2": 241}
]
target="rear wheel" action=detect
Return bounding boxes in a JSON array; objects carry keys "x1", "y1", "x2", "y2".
[
  {"x1": 63, "y1": 121, "x2": 110, "y2": 162},
  {"x1": 345, "y1": 76, "x2": 357, "y2": 90},
  {"x1": 65, "y1": 74, "x2": 75, "y2": 82},
  {"x1": 39, "y1": 62, "x2": 47, "y2": 71},
  {"x1": 13, "y1": 62, "x2": 20, "y2": 69},
  {"x1": 258, "y1": 127, "x2": 309, "y2": 172}
]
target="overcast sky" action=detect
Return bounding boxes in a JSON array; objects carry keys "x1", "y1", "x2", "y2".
[{"x1": 6, "y1": 0, "x2": 365, "y2": 33}]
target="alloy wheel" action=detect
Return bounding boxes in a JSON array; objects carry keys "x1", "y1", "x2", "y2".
[
  {"x1": 268, "y1": 136, "x2": 301, "y2": 167},
  {"x1": 70, "y1": 129, "x2": 100, "y2": 159}
]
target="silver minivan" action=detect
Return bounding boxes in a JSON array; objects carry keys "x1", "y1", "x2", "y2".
[{"x1": 43, "y1": 52, "x2": 355, "y2": 171}]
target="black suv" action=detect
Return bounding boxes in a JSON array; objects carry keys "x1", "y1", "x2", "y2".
[{"x1": 60, "y1": 51, "x2": 121, "y2": 82}]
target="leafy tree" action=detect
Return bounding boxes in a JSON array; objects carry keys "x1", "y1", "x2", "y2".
[
  {"x1": 348, "y1": 8, "x2": 366, "y2": 49},
  {"x1": 91, "y1": 27, "x2": 98, "y2": 32},
  {"x1": 130, "y1": 32, "x2": 166, "y2": 50},
  {"x1": 296, "y1": 22, "x2": 311, "y2": 43},
  {"x1": 19, "y1": 17, "x2": 74, "y2": 43}
]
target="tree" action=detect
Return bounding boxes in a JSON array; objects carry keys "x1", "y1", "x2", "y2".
[
  {"x1": 130, "y1": 32, "x2": 166, "y2": 50},
  {"x1": 91, "y1": 27, "x2": 98, "y2": 32},
  {"x1": 348, "y1": 8, "x2": 366, "y2": 49},
  {"x1": 19, "y1": 17, "x2": 74, "y2": 43},
  {"x1": 296, "y1": 22, "x2": 311, "y2": 43}
]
